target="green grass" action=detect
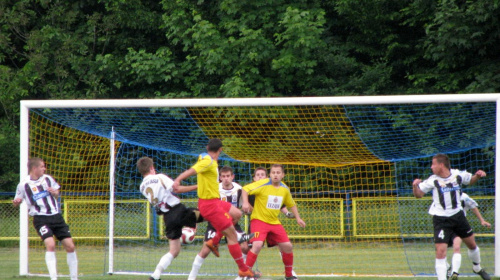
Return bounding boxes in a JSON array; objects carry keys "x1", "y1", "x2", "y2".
[{"x1": 2, "y1": 245, "x2": 498, "y2": 280}]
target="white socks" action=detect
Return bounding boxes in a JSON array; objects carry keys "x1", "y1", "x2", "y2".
[
  {"x1": 468, "y1": 246, "x2": 482, "y2": 272},
  {"x1": 188, "y1": 254, "x2": 205, "y2": 280},
  {"x1": 435, "y1": 258, "x2": 447, "y2": 280},
  {"x1": 451, "y1": 253, "x2": 461, "y2": 274},
  {"x1": 67, "y1": 252, "x2": 78, "y2": 280},
  {"x1": 151, "y1": 252, "x2": 174, "y2": 279},
  {"x1": 45, "y1": 251, "x2": 57, "y2": 280}
]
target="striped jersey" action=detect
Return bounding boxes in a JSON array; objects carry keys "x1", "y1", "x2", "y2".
[
  {"x1": 418, "y1": 169, "x2": 473, "y2": 217},
  {"x1": 461, "y1": 192, "x2": 478, "y2": 215},
  {"x1": 140, "y1": 174, "x2": 180, "y2": 213},
  {"x1": 427, "y1": 192, "x2": 478, "y2": 217},
  {"x1": 219, "y1": 182, "x2": 242, "y2": 208},
  {"x1": 15, "y1": 174, "x2": 60, "y2": 216},
  {"x1": 243, "y1": 178, "x2": 295, "y2": 225},
  {"x1": 191, "y1": 153, "x2": 219, "y2": 199}
]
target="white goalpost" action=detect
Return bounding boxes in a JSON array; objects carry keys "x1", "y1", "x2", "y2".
[{"x1": 19, "y1": 94, "x2": 499, "y2": 277}]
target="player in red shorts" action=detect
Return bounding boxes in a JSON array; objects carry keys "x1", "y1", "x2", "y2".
[
  {"x1": 242, "y1": 164, "x2": 306, "y2": 280},
  {"x1": 173, "y1": 139, "x2": 260, "y2": 279}
]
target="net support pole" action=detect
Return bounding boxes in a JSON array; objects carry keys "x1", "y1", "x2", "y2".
[
  {"x1": 495, "y1": 100, "x2": 500, "y2": 277},
  {"x1": 19, "y1": 102, "x2": 29, "y2": 275},
  {"x1": 108, "y1": 127, "x2": 116, "y2": 274}
]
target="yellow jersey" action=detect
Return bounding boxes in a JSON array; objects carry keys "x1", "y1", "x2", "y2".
[
  {"x1": 243, "y1": 178, "x2": 295, "y2": 225},
  {"x1": 192, "y1": 153, "x2": 219, "y2": 199}
]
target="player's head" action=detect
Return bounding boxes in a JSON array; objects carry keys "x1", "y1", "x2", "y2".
[
  {"x1": 28, "y1": 157, "x2": 46, "y2": 178},
  {"x1": 207, "y1": 138, "x2": 223, "y2": 153},
  {"x1": 137, "y1": 156, "x2": 155, "y2": 176},
  {"x1": 431, "y1": 153, "x2": 450, "y2": 175},
  {"x1": 253, "y1": 167, "x2": 267, "y2": 182},
  {"x1": 269, "y1": 164, "x2": 284, "y2": 185},
  {"x1": 219, "y1": 166, "x2": 234, "y2": 188}
]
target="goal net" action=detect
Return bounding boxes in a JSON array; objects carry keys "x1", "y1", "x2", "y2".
[{"x1": 18, "y1": 95, "x2": 498, "y2": 278}]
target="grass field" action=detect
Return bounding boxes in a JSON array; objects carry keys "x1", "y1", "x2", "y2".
[{"x1": 2, "y1": 245, "x2": 498, "y2": 280}]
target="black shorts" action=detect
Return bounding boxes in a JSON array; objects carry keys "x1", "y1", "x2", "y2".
[
  {"x1": 33, "y1": 214, "x2": 71, "y2": 241},
  {"x1": 163, "y1": 204, "x2": 203, "y2": 240},
  {"x1": 433, "y1": 211, "x2": 473, "y2": 244},
  {"x1": 204, "y1": 222, "x2": 244, "y2": 241}
]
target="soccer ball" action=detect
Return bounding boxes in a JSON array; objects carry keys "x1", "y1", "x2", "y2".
[{"x1": 180, "y1": 227, "x2": 196, "y2": 244}]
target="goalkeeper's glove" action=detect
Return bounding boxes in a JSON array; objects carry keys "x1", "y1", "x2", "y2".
[{"x1": 285, "y1": 212, "x2": 295, "y2": 219}]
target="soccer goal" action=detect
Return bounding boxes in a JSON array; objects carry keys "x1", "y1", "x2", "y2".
[{"x1": 18, "y1": 94, "x2": 499, "y2": 278}]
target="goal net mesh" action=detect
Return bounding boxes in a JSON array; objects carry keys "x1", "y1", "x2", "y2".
[{"x1": 24, "y1": 102, "x2": 495, "y2": 277}]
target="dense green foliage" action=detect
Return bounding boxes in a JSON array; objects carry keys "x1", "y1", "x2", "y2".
[{"x1": 1, "y1": 0, "x2": 499, "y2": 191}]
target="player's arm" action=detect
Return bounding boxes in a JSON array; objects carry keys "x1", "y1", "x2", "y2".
[
  {"x1": 173, "y1": 168, "x2": 197, "y2": 189},
  {"x1": 12, "y1": 197, "x2": 23, "y2": 207},
  {"x1": 289, "y1": 205, "x2": 305, "y2": 228},
  {"x1": 469, "y1": 170, "x2": 486, "y2": 185},
  {"x1": 12, "y1": 184, "x2": 24, "y2": 207},
  {"x1": 241, "y1": 189, "x2": 253, "y2": 214},
  {"x1": 412, "y1": 179, "x2": 425, "y2": 198},
  {"x1": 470, "y1": 207, "x2": 491, "y2": 228},
  {"x1": 48, "y1": 187, "x2": 60, "y2": 199},
  {"x1": 173, "y1": 184, "x2": 197, "y2": 193},
  {"x1": 280, "y1": 206, "x2": 295, "y2": 218}
]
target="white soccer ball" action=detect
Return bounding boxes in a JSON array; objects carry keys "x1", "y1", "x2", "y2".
[{"x1": 180, "y1": 227, "x2": 196, "y2": 244}]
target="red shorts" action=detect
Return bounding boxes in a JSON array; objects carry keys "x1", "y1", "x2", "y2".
[
  {"x1": 250, "y1": 219, "x2": 290, "y2": 247},
  {"x1": 198, "y1": 198, "x2": 233, "y2": 232}
]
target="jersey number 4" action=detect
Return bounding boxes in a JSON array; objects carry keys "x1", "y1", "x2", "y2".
[{"x1": 438, "y1": 230, "x2": 445, "y2": 240}]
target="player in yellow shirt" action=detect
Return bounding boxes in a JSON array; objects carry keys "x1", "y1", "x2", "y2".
[
  {"x1": 242, "y1": 164, "x2": 305, "y2": 280},
  {"x1": 173, "y1": 139, "x2": 260, "y2": 279}
]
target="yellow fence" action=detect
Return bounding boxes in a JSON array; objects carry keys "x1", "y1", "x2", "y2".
[{"x1": 1, "y1": 197, "x2": 494, "y2": 241}]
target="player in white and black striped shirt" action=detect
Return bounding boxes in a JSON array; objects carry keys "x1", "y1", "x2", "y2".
[
  {"x1": 137, "y1": 156, "x2": 203, "y2": 280},
  {"x1": 12, "y1": 158, "x2": 78, "y2": 280},
  {"x1": 413, "y1": 153, "x2": 490, "y2": 280}
]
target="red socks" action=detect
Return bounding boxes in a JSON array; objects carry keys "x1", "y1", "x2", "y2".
[
  {"x1": 228, "y1": 243, "x2": 247, "y2": 271},
  {"x1": 282, "y1": 252, "x2": 294, "y2": 277},
  {"x1": 245, "y1": 250, "x2": 258, "y2": 269}
]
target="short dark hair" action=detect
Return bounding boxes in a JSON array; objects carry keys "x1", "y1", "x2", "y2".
[
  {"x1": 270, "y1": 164, "x2": 284, "y2": 173},
  {"x1": 433, "y1": 153, "x2": 450, "y2": 169},
  {"x1": 220, "y1": 166, "x2": 233, "y2": 174},
  {"x1": 137, "y1": 156, "x2": 154, "y2": 176},
  {"x1": 207, "y1": 138, "x2": 223, "y2": 152},
  {"x1": 28, "y1": 157, "x2": 44, "y2": 172},
  {"x1": 253, "y1": 166, "x2": 267, "y2": 177}
]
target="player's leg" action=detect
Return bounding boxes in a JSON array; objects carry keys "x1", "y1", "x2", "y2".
[
  {"x1": 34, "y1": 216, "x2": 58, "y2": 280},
  {"x1": 271, "y1": 224, "x2": 295, "y2": 279},
  {"x1": 149, "y1": 208, "x2": 183, "y2": 280},
  {"x1": 432, "y1": 216, "x2": 451, "y2": 280},
  {"x1": 43, "y1": 236, "x2": 58, "y2": 280},
  {"x1": 462, "y1": 235, "x2": 490, "y2": 279},
  {"x1": 150, "y1": 239, "x2": 181, "y2": 280},
  {"x1": 199, "y1": 199, "x2": 258, "y2": 277},
  {"x1": 54, "y1": 215, "x2": 78, "y2": 280},
  {"x1": 435, "y1": 243, "x2": 448, "y2": 280},
  {"x1": 450, "y1": 236, "x2": 461, "y2": 278},
  {"x1": 279, "y1": 251, "x2": 297, "y2": 277},
  {"x1": 454, "y1": 211, "x2": 490, "y2": 280},
  {"x1": 188, "y1": 224, "x2": 215, "y2": 280},
  {"x1": 61, "y1": 238, "x2": 78, "y2": 280},
  {"x1": 188, "y1": 245, "x2": 211, "y2": 280}
]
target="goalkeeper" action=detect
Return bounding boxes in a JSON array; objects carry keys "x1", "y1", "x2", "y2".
[
  {"x1": 241, "y1": 164, "x2": 305, "y2": 280},
  {"x1": 137, "y1": 157, "x2": 204, "y2": 280}
]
